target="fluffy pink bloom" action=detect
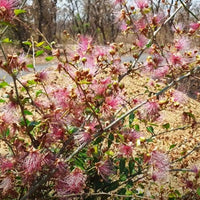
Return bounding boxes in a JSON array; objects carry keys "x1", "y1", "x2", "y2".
[
  {"x1": 114, "y1": 0, "x2": 124, "y2": 5},
  {"x1": 0, "y1": 0, "x2": 17, "y2": 21},
  {"x1": 120, "y1": 21, "x2": 128, "y2": 31},
  {"x1": 35, "y1": 70, "x2": 48, "y2": 82},
  {"x1": 23, "y1": 151, "x2": 43, "y2": 174},
  {"x1": 119, "y1": 144, "x2": 133, "y2": 157},
  {"x1": 171, "y1": 90, "x2": 187, "y2": 104},
  {"x1": 74, "y1": 131, "x2": 91, "y2": 144},
  {"x1": 96, "y1": 159, "x2": 115, "y2": 181},
  {"x1": 149, "y1": 150, "x2": 169, "y2": 182},
  {"x1": 174, "y1": 37, "x2": 190, "y2": 51},
  {"x1": 190, "y1": 22, "x2": 200, "y2": 31},
  {"x1": 0, "y1": 158, "x2": 13, "y2": 172},
  {"x1": 135, "y1": 35, "x2": 148, "y2": 48},
  {"x1": 51, "y1": 88, "x2": 70, "y2": 109},
  {"x1": 135, "y1": 0, "x2": 149, "y2": 10},
  {"x1": 152, "y1": 66, "x2": 169, "y2": 80},
  {"x1": 78, "y1": 35, "x2": 92, "y2": 54},
  {"x1": 139, "y1": 101, "x2": 160, "y2": 121},
  {"x1": 191, "y1": 165, "x2": 199, "y2": 174},
  {"x1": 104, "y1": 96, "x2": 122, "y2": 111},
  {"x1": 0, "y1": 177, "x2": 12, "y2": 195},
  {"x1": 135, "y1": 18, "x2": 146, "y2": 31},
  {"x1": 123, "y1": 130, "x2": 143, "y2": 143},
  {"x1": 170, "y1": 53, "x2": 182, "y2": 65},
  {"x1": 56, "y1": 168, "x2": 86, "y2": 195},
  {"x1": 172, "y1": 23, "x2": 184, "y2": 33}
]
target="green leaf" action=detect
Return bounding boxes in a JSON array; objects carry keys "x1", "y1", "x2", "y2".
[
  {"x1": 2, "y1": 38, "x2": 12, "y2": 43},
  {"x1": 108, "y1": 133, "x2": 114, "y2": 149},
  {"x1": 129, "y1": 112, "x2": 135, "y2": 127},
  {"x1": 44, "y1": 45, "x2": 52, "y2": 50},
  {"x1": 104, "y1": 182, "x2": 119, "y2": 192},
  {"x1": 197, "y1": 187, "x2": 200, "y2": 196},
  {"x1": 35, "y1": 50, "x2": 44, "y2": 57},
  {"x1": 146, "y1": 42, "x2": 152, "y2": 48},
  {"x1": 36, "y1": 90, "x2": 43, "y2": 97},
  {"x1": 68, "y1": 126, "x2": 78, "y2": 134},
  {"x1": 27, "y1": 64, "x2": 34, "y2": 69},
  {"x1": 45, "y1": 56, "x2": 54, "y2": 61},
  {"x1": 129, "y1": 159, "x2": 135, "y2": 174},
  {"x1": 5, "y1": 128, "x2": 10, "y2": 137},
  {"x1": 146, "y1": 126, "x2": 154, "y2": 134},
  {"x1": 14, "y1": 9, "x2": 26, "y2": 16},
  {"x1": 0, "y1": 99, "x2": 5, "y2": 103},
  {"x1": 36, "y1": 41, "x2": 45, "y2": 47},
  {"x1": 146, "y1": 138, "x2": 153, "y2": 143},
  {"x1": 78, "y1": 79, "x2": 91, "y2": 84},
  {"x1": 119, "y1": 158, "x2": 125, "y2": 174},
  {"x1": 120, "y1": 174, "x2": 127, "y2": 181},
  {"x1": 22, "y1": 41, "x2": 31, "y2": 46},
  {"x1": 74, "y1": 157, "x2": 85, "y2": 170},
  {"x1": 93, "y1": 136, "x2": 104, "y2": 145},
  {"x1": 134, "y1": 124, "x2": 140, "y2": 131},
  {"x1": 23, "y1": 110, "x2": 33, "y2": 115},
  {"x1": 162, "y1": 123, "x2": 170, "y2": 130},
  {"x1": 27, "y1": 80, "x2": 36, "y2": 85},
  {"x1": 118, "y1": 188, "x2": 126, "y2": 195},
  {"x1": 169, "y1": 144, "x2": 176, "y2": 150},
  {"x1": 0, "y1": 81, "x2": 9, "y2": 88}
]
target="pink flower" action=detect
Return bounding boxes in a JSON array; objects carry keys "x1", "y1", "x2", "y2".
[
  {"x1": 0, "y1": 0, "x2": 17, "y2": 21},
  {"x1": 78, "y1": 35, "x2": 92, "y2": 54},
  {"x1": 35, "y1": 70, "x2": 48, "y2": 82},
  {"x1": 149, "y1": 150, "x2": 169, "y2": 182},
  {"x1": 174, "y1": 37, "x2": 190, "y2": 51},
  {"x1": 135, "y1": 35, "x2": 148, "y2": 48},
  {"x1": 152, "y1": 66, "x2": 169, "y2": 80},
  {"x1": 74, "y1": 131, "x2": 91, "y2": 144},
  {"x1": 0, "y1": 177, "x2": 12, "y2": 195},
  {"x1": 123, "y1": 129, "x2": 143, "y2": 143},
  {"x1": 23, "y1": 151, "x2": 43, "y2": 174},
  {"x1": 51, "y1": 88, "x2": 70, "y2": 109},
  {"x1": 119, "y1": 144, "x2": 133, "y2": 157},
  {"x1": 190, "y1": 22, "x2": 200, "y2": 31},
  {"x1": 172, "y1": 23, "x2": 184, "y2": 33},
  {"x1": 135, "y1": 18, "x2": 146, "y2": 31},
  {"x1": 171, "y1": 90, "x2": 187, "y2": 104},
  {"x1": 114, "y1": 0, "x2": 124, "y2": 5},
  {"x1": 120, "y1": 21, "x2": 127, "y2": 31},
  {"x1": 0, "y1": 158, "x2": 13, "y2": 172},
  {"x1": 170, "y1": 53, "x2": 182, "y2": 65},
  {"x1": 191, "y1": 165, "x2": 199, "y2": 174},
  {"x1": 56, "y1": 168, "x2": 86, "y2": 195},
  {"x1": 135, "y1": 0, "x2": 149, "y2": 10},
  {"x1": 96, "y1": 159, "x2": 115, "y2": 181},
  {"x1": 139, "y1": 101, "x2": 160, "y2": 121}
]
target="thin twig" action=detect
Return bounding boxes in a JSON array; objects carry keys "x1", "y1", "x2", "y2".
[
  {"x1": 179, "y1": 0, "x2": 199, "y2": 20},
  {"x1": 171, "y1": 142, "x2": 200, "y2": 164}
]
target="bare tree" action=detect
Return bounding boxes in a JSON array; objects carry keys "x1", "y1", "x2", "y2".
[{"x1": 33, "y1": 0, "x2": 57, "y2": 42}]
